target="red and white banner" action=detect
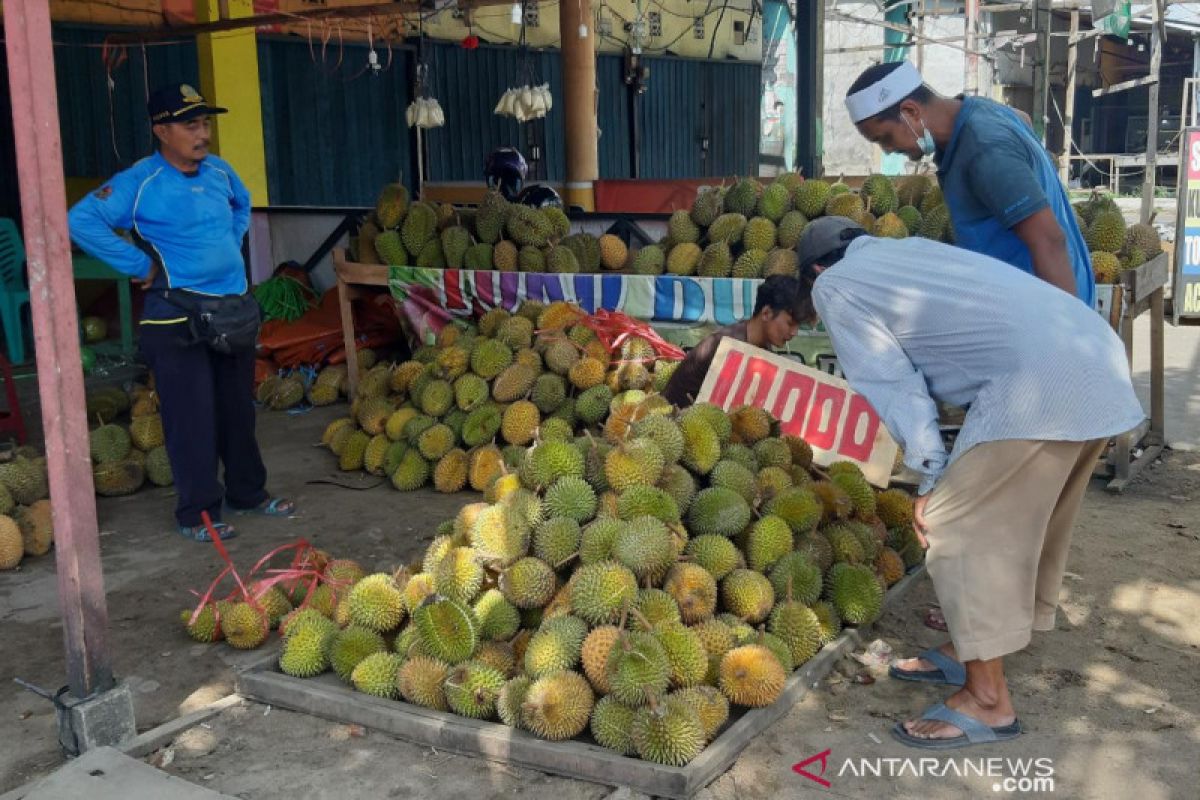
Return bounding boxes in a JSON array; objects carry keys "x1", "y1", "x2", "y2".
[{"x1": 696, "y1": 338, "x2": 898, "y2": 487}]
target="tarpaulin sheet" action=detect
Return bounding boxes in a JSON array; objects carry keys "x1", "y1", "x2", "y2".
[{"x1": 593, "y1": 178, "x2": 731, "y2": 214}]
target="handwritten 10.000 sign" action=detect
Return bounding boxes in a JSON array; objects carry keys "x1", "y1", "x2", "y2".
[{"x1": 695, "y1": 338, "x2": 899, "y2": 487}]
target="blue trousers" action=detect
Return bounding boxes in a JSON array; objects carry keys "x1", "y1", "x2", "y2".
[{"x1": 139, "y1": 321, "x2": 268, "y2": 527}]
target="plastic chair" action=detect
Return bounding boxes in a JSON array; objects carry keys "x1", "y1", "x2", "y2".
[{"x1": 0, "y1": 219, "x2": 31, "y2": 365}]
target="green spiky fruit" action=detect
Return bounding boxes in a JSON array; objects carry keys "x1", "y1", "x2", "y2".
[
  {"x1": 465, "y1": 242, "x2": 494, "y2": 269},
  {"x1": 876, "y1": 488, "x2": 914, "y2": 528},
  {"x1": 413, "y1": 595, "x2": 479, "y2": 664},
  {"x1": 745, "y1": 515, "x2": 793, "y2": 572},
  {"x1": 397, "y1": 654, "x2": 450, "y2": 710},
  {"x1": 541, "y1": 476, "x2": 597, "y2": 524},
  {"x1": 667, "y1": 243, "x2": 702, "y2": 276},
  {"x1": 579, "y1": 517, "x2": 623, "y2": 565},
  {"x1": 434, "y1": 546, "x2": 485, "y2": 605},
  {"x1": 591, "y1": 696, "x2": 637, "y2": 754},
  {"x1": 691, "y1": 188, "x2": 725, "y2": 227},
  {"x1": 521, "y1": 440, "x2": 584, "y2": 490},
  {"x1": 687, "y1": 487, "x2": 751, "y2": 538},
  {"x1": 520, "y1": 670, "x2": 595, "y2": 740},
  {"x1": 668, "y1": 209, "x2": 701, "y2": 243},
  {"x1": 724, "y1": 178, "x2": 761, "y2": 216},
  {"x1": 472, "y1": 589, "x2": 521, "y2": 642},
  {"x1": 444, "y1": 660, "x2": 506, "y2": 719},
  {"x1": 697, "y1": 240, "x2": 733, "y2": 278},
  {"x1": 826, "y1": 563, "x2": 884, "y2": 625},
  {"x1": 499, "y1": 557, "x2": 557, "y2": 609},
  {"x1": 531, "y1": 373, "x2": 567, "y2": 415},
  {"x1": 467, "y1": 504, "x2": 530, "y2": 567},
  {"x1": 616, "y1": 485, "x2": 680, "y2": 525},
  {"x1": 721, "y1": 569, "x2": 775, "y2": 624},
  {"x1": 350, "y1": 652, "x2": 402, "y2": 698},
  {"x1": 612, "y1": 516, "x2": 675, "y2": 583},
  {"x1": 576, "y1": 385, "x2": 615, "y2": 425},
  {"x1": 861, "y1": 174, "x2": 898, "y2": 215},
  {"x1": 758, "y1": 182, "x2": 793, "y2": 221},
  {"x1": 761, "y1": 486, "x2": 820, "y2": 535},
  {"x1": 652, "y1": 621, "x2": 708, "y2": 689},
  {"x1": 470, "y1": 339, "x2": 514, "y2": 381},
  {"x1": 657, "y1": 463, "x2": 697, "y2": 517},
  {"x1": 794, "y1": 180, "x2": 832, "y2": 218},
  {"x1": 826, "y1": 523, "x2": 867, "y2": 564},
  {"x1": 897, "y1": 205, "x2": 922, "y2": 233},
  {"x1": 570, "y1": 561, "x2": 638, "y2": 625},
  {"x1": 631, "y1": 695, "x2": 706, "y2": 766},
  {"x1": 497, "y1": 675, "x2": 532, "y2": 728},
  {"x1": 634, "y1": 588, "x2": 682, "y2": 628},
  {"x1": 532, "y1": 517, "x2": 581, "y2": 568},
  {"x1": 768, "y1": 600, "x2": 821, "y2": 666},
  {"x1": 768, "y1": 551, "x2": 822, "y2": 606},
  {"x1": 89, "y1": 424, "x2": 131, "y2": 464},
  {"x1": 605, "y1": 439, "x2": 666, "y2": 492},
  {"x1": 709, "y1": 460, "x2": 758, "y2": 505},
  {"x1": 542, "y1": 206, "x2": 571, "y2": 239},
  {"x1": 872, "y1": 211, "x2": 908, "y2": 238},
  {"x1": 675, "y1": 685, "x2": 729, "y2": 741},
  {"x1": 607, "y1": 631, "x2": 671, "y2": 706},
  {"x1": 1086, "y1": 210, "x2": 1127, "y2": 253},
  {"x1": 683, "y1": 535, "x2": 740, "y2": 582},
  {"x1": 347, "y1": 574, "x2": 406, "y2": 632},
  {"x1": 661, "y1": 562, "x2": 717, "y2": 624},
  {"x1": 831, "y1": 472, "x2": 876, "y2": 519},
  {"x1": 401, "y1": 202, "x2": 438, "y2": 255},
  {"x1": 525, "y1": 615, "x2": 588, "y2": 678},
  {"x1": 328, "y1": 626, "x2": 387, "y2": 682},
  {"x1": 374, "y1": 230, "x2": 408, "y2": 265},
  {"x1": 825, "y1": 191, "x2": 864, "y2": 219},
  {"x1": 812, "y1": 601, "x2": 842, "y2": 646}
]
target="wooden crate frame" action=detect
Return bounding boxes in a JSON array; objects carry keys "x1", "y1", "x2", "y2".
[{"x1": 236, "y1": 566, "x2": 926, "y2": 799}]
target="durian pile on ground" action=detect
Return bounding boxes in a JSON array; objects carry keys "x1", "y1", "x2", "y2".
[
  {"x1": 86, "y1": 384, "x2": 173, "y2": 497},
  {"x1": 316, "y1": 300, "x2": 682, "y2": 493},
  {"x1": 351, "y1": 176, "x2": 949, "y2": 280},
  {"x1": 256, "y1": 347, "x2": 384, "y2": 412},
  {"x1": 0, "y1": 448, "x2": 53, "y2": 571},
  {"x1": 270, "y1": 399, "x2": 924, "y2": 766},
  {"x1": 1073, "y1": 192, "x2": 1162, "y2": 285}
]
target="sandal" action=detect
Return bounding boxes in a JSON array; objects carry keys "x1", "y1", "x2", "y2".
[
  {"x1": 891, "y1": 703, "x2": 1022, "y2": 750},
  {"x1": 925, "y1": 605, "x2": 949, "y2": 632},
  {"x1": 228, "y1": 497, "x2": 296, "y2": 517},
  {"x1": 177, "y1": 521, "x2": 237, "y2": 542}
]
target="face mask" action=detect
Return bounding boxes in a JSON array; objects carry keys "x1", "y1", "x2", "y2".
[{"x1": 902, "y1": 115, "x2": 936, "y2": 157}]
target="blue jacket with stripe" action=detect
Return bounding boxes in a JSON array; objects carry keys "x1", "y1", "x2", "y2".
[{"x1": 68, "y1": 152, "x2": 251, "y2": 320}]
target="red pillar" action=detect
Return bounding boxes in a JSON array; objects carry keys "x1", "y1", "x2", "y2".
[{"x1": 4, "y1": 0, "x2": 114, "y2": 697}]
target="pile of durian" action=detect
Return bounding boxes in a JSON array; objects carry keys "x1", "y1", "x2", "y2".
[
  {"x1": 1073, "y1": 192, "x2": 1162, "y2": 284},
  {"x1": 350, "y1": 174, "x2": 950, "y2": 279},
  {"x1": 200, "y1": 399, "x2": 924, "y2": 766},
  {"x1": 313, "y1": 301, "x2": 682, "y2": 494},
  {"x1": 85, "y1": 383, "x2": 172, "y2": 497},
  {"x1": 0, "y1": 447, "x2": 53, "y2": 571}
]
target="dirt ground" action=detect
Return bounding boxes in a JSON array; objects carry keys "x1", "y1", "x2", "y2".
[{"x1": 1, "y1": 404, "x2": 1198, "y2": 799}]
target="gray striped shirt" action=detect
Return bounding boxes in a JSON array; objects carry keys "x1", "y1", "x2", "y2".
[{"x1": 812, "y1": 236, "x2": 1144, "y2": 494}]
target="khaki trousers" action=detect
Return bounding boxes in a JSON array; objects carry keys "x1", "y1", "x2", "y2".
[{"x1": 923, "y1": 438, "x2": 1107, "y2": 662}]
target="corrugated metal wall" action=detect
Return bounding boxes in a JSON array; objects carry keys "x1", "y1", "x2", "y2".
[
  {"x1": 256, "y1": 38, "x2": 413, "y2": 206},
  {"x1": 52, "y1": 25, "x2": 200, "y2": 178},
  {"x1": 421, "y1": 42, "x2": 565, "y2": 183},
  {"x1": 596, "y1": 54, "x2": 632, "y2": 179}
]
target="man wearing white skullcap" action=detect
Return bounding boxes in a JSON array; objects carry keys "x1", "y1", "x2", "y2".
[{"x1": 844, "y1": 61, "x2": 1094, "y2": 310}]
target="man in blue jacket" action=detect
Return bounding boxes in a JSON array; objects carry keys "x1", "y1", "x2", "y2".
[
  {"x1": 845, "y1": 60, "x2": 1095, "y2": 308},
  {"x1": 69, "y1": 83, "x2": 293, "y2": 541}
]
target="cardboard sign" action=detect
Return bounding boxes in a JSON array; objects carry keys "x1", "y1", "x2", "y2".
[
  {"x1": 696, "y1": 338, "x2": 899, "y2": 487},
  {"x1": 1174, "y1": 128, "x2": 1200, "y2": 323}
]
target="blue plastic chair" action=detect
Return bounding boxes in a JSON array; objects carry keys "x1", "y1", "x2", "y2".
[{"x1": 0, "y1": 219, "x2": 30, "y2": 365}]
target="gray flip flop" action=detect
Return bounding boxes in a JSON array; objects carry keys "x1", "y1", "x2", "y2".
[
  {"x1": 888, "y1": 647, "x2": 967, "y2": 686},
  {"x1": 891, "y1": 702, "x2": 1022, "y2": 750}
]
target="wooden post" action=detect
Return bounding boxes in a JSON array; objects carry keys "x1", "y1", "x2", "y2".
[
  {"x1": 3, "y1": 0, "x2": 113, "y2": 698},
  {"x1": 560, "y1": 0, "x2": 598, "y2": 211},
  {"x1": 964, "y1": 0, "x2": 979, "y2": 95},
  {"x1": 1141, "y1": 0, "x2": 1163, "y2": 223},
  {"x1": 1061, "y1": 11, "x2": 1079, "y2": 186}
]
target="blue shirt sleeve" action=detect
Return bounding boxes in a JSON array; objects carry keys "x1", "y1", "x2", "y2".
[
  {"x1": 67, "y1": 169, "x2": 154, "y2": 279},
  {"x1": 813, "y1": 278, "x2": 948, "y2": 495},
  {"x1": 207, "y1": 157, "x2": 251, "y2": 240},
  {"x1": 965, "y1": 137, "x2": 1049, "y2": 230}
]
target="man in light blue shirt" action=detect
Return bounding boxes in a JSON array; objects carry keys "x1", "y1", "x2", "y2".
[
  {"x1": 796, "y1": 217, "x2": 1142, "y2": 750},
  {"x1": 69, "y1": 83, "x2": 293, "y2": 541}
]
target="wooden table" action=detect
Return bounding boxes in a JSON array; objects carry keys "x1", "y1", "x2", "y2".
[{"x1": 333, "y1": 249, "x2": 390, "y2": 398}]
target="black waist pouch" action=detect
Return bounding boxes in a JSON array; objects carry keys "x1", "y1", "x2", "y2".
[{"x1": 161, "y1": 290, "x2": 261, "y2": 354}]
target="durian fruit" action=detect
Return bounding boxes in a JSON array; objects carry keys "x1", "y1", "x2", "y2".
[
  {"x1": 220, "y1": 601, "x2": 269, "y2": 649},
  {"x1": 524, "y1": 615, "x2": 588, "y2": 677},
  {"x1": 768, "y1": 600, "x2": 821, "y2": 666},
  {"x1": 630, "y1": 695, "x2": 706, "y2": 766},
  {"x1": 831, "y1": 471, "x2": 877, "y2": 519},
  {"x1": 397, "y1": 654, "x2": 451, "y2": 710},
  {"x1": 15, "y1": 500, "x2": 53, "y2": 557},
  {"x1": 745, "y1": 515, "x2": 793, "y2": 572},
  {"x1": 351, "y1": 652, "x2": 402, "y2": 698},
  {"x1": 811, "y1": 600, "x2": 842, "y2": 646},
  {"x1": 413, "y1": 595, "x2": 479, "y2": 664},
  {"x1": 498, "y1": 557, "x2": 557, "y2": 609},
  {"x1": 434, "y1": 546, "x2": 485, "y2": 604},
  {"x1": 279, "y1": 623, "x2": 334, "y2": 678},
  {"x1": 328, "y1": 626, "x2": 387, "y2": 682},
  {"x1": 501, "y1": 400, "x2": 540, "y2": 446},
  {"x1": 663, "y1": 562, "x2": 719, "y2": 624},
  {"x1": 347, "y1": 573, "x2": 406, "y2": 632},
  {"x1": 180, "y1": 603, "x2": 221, "y2": 643},
  {"x1": 876, "y1": 488, "x2": 914, "y2": 528},
  {"x1": 826, "y1": 563, "x2": 884, "y2": 624},
  {"x1": 89, "y1": 423, "x2": 131, "y2": 464},
  {"x1": 683, "y1": 535, "x2": 740, "y2": 582},
  {"x1": 666, "y1": 242, "x2": 702, "y2": 276},
  {"x1": 570, "y1": 561, "x2": 638, "y2": 625},
  {"x1": 0, "y1": 515, "x2": 22, "y2": 569},
  {"x1": 687, "y1": 487, "x2": 751, "y2": 537},
  {"x1": 591, "y1": 695, "x2": 637, "y2": 754},
  {"x1": 533, "y1": 516, "x2": 582, "y2": 568},
  {"x1": 651, "y1": 620, "x2": 708, "y2": 688},
  {"x1": 521, "y1": 670, "x2": 595, "y2": 740},
  {"x1": 769, "y1": 551, "x2": 823, "y2": 605},
  {"x1": 391, "y1": 449, "x2": 429, "y2": 491},
  {"x1": 720, "y1": 569, "x2": 775, "y2": 624},
  {"x1": 92, "y1": 459, "x2": 145, "y2": 496},
  {"x1": 611, "y1": 516, "x2": 675, "y2": 583},
  {"x1": 497, "y1": 675, "x2": 532, "y2": 728},
  {"x1": 473, "y1": 589, "x2": 521, "y2": 642},
  {"x1": 375, "y1": 183, "x2": 409, "y2": 228},
  {"x1": 874, "y1": 546, "x2": 906, "y2": 587},
  {"x1": 794, "y1": 179, "x2": 832, "y2": 218},
  {"x1": 718, "y1": 644, "x2": 786, "y2": 707},
  {"x1": 674, "y1": 685, "x2": 730, "y2": 742},
  {"x1": 1086, "y1": 210, "x2": 1127, "y2": 253},
  {"x1": 580, "y1": 625, "x2": 622, "y2": 695},
  {"x1": 542, "y1": 476, "x2": 598, "y2": 524},
  {"x1": 604, "y1": 439, "x2": 665, "y2": 492},
  {"x1": 475, "y1": 641, "x2": 517, "y2": 678},
  {"x1": 724, "y1": 178, "x2": 761, "y2": 216},
  {"x1": 1091, "y1": 251, "x2": 1121, "y2": 284},
  {"x1": 597, "y1": 234, "x2": 628, "y2": 271},
  {"x1": 861, "y1": 174, "x2": 898, "y2": 215},
  {"x1": 697, "y1": 241, "x2": 734, "y2": 278},
  {"x1": 606, "y1": 630, "x2": 671, "y2": 706},
  {"x1": 811, "y1": 480, "x2": 853, "y2": 523},
  {"x1": 433, "y1": 449, "x2": 469, "y2": 493},
  {"x1": 679, "y1": 415, "x2": 721, "y2": 473}
]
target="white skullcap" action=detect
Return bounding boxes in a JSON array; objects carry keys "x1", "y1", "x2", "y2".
[{"x1": 845, "y1": 61, "x2": 924, "y2": 124}]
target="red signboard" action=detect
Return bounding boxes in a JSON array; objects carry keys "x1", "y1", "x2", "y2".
[{"x1": 696, "y1": 338, "x2": 898, "y2": 487}]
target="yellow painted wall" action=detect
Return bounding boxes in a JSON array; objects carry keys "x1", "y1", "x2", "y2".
[{"x1": 195, "y1": 0, "x2": 270, "y2": 204}]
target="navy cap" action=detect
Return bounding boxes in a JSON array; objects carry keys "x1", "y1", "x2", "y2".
[
  {"x1": 796, "y1": 216, "x2": 867, "y2": 270},
  {"x1": 147, "y1": 83, "x2": 227, "y2": 124}
]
